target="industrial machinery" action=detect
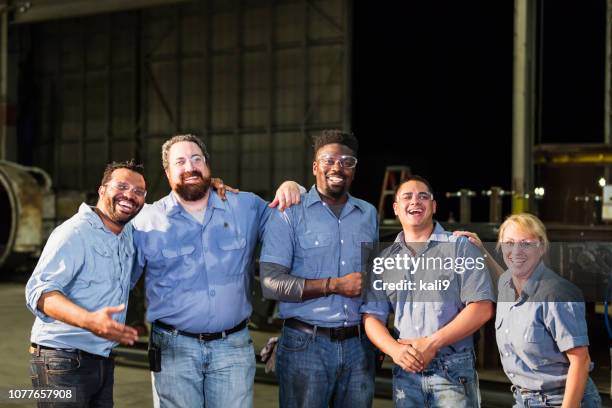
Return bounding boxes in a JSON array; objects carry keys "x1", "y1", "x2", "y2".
[{"x1": 0, "y1": 160, "x2": 50, "y2": 272}]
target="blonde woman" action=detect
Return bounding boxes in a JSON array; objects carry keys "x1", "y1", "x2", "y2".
[{"x1": 457, "y1": 214, "x2": 601, "y2": 407}]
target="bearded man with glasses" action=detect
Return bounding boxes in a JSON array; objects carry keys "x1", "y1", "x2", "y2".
[
  {"x1": 26, "y1": 160, "x2": 146, "y2": 407},
  {"x1": 131, "y1": 134, "x2": 303, "y2": 408},
  {"x1": 260, "y1": 130, "x2": 379, "y2": 408}
]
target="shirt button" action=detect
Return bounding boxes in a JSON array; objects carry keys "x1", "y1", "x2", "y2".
[
  {"x1": 344, "y1": 304, "x2": 348, "y2": 309},
  {"x1": 414, "y1": 325, "x2": 420, "y2": 330},
  {"x1": 315, "y1": 241, "x2": 319, "y2": 246},
  {"x1": 341, "y1": 261, "x2": 345, "y2": 265},
  {"x1": 505, "y1": 329, "x2": 509, "y2": 334},
  {"x1": 340, "y1": 239, "x2": 344, "y2": 244},
  {"x1": 209, "y1": 289, "x2": 216, "y2": 297},
  {"x1": 509, "y1": 373, "x2": 515, "y2": 378},
  {"x1": 505, "y1": 352, "x2": 509, "y2": 357},
  {"x1": 338, "y1": 220, "x2": 341, "y2": 224}
]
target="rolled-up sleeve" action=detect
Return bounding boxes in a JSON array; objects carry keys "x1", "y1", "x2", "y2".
[
  {"x1": 25, "y1": 227, "x2": 85, "y2": 322},
  {"x1": 260, "y1": 207, "x2": 294, "y2": 268},
  {"x1": 457, "y1": 238, "x2": 496, "y2": 305},
  {"x1": 360, "y1": 255, "x2": 391, "y2": 322},
  {"x1": 544, "y1": 301, "x2": 589, "y2": 352}
]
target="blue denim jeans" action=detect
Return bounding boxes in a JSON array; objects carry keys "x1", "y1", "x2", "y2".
[
  {"x1": 392, "y1": 350, "x2": 480, "y2": 408},
  {"x1": 151, "y1": 325, "x2": 255, "y2": 408},
  {"x1": 511, "y1": 377, "x2": 602, "y2": 408},
  {"x1": 276, "y1": 325, "x2": 376, "y2": 408},
  {"x1": 30, "y1": 348, "x2": 114, "y2": 408}
]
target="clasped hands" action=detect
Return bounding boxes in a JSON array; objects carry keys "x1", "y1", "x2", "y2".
[{"x1": 391, "y1": 336, "x2": 438, "y2": 373}]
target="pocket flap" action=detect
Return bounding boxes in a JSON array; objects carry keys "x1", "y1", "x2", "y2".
[
  {"x1": 298, "y1": 232, "x2": 332, "y2": 249},
  {"x1": 162, "y1": 245, "x2": 195, "y2": 258},
  {"x1": 524, "y1": 325, "x2": 546, "y2": 343},
  {"x1": 218, "y1": 237, "x2": 246, "y2": 250},
  {"x1": 93, "y1": 245, "x2": 111, "y2": 257}
]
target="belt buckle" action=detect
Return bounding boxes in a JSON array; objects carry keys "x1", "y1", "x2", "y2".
[{"x1": 331, "y1": 327, "x2": 347, "y2": 341}]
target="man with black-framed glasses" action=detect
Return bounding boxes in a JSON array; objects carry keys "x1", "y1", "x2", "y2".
[
  {"x1": 260, "y1": 130, "x2": 378, "y2": 408},
  {"x1": 26, "y1": 160, "x2": 146, "y2": 407}
]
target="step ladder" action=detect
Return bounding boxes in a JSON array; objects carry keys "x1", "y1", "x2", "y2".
[{"x1": 378, "y1": 165, "x2": 411, "y2": 224}]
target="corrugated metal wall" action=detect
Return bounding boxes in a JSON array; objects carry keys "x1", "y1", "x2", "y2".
[{"x1": 28, "y1": 0, "x2": 349, "y2": 200}]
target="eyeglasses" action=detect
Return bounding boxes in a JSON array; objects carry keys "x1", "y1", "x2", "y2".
[
  {"x1": 106, "y1": 181, "x2": 147, "y2": 198},
  {"x1": 501, "y1": 241, "x2": 541, "y2": 250},
  {"x1": 173, "y1": 154, "x2": 205, "y2": 168},
  {"x1": 317, "y1": 154, "x2": 358, "y2": 169},
  {"x1": 399, "y1": 192, "x2": 434, "y2": 202}
]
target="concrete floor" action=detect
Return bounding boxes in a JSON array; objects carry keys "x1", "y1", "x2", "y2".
[{"x1": 0, "y1": 282, "x2": 392, "y2": 408}]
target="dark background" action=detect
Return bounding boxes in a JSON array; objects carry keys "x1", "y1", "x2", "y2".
[{"x1": 350, "y1": 0, "x2": 606, "y2": 222}]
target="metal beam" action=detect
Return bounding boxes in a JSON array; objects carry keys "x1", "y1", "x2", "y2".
[
  {"x1": 12, "y1": 0, "x2": 189, "y2": 24},
  {"x1": 512, "y1": 0, "x2": 537, "y2": 213},
  {"x1": 0, "y1": 6, "x2": 6, "y2": 160},
  {"x1": 343, "y1": 0, "x2": 351, "y2": 132}
]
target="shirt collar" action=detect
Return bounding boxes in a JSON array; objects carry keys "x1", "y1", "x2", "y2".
[
  {"x1": 163, "y1": 189, "x2": 226, "y2": 217},
  {"x1": 79, "y1": 203, "x2": 105, "y2": 230},
  {"x1": 80, "y1": 203, "x2": 132, "y2": 237},
  {"x1": 394, "y1": 221, "x2": 449, "y2": 244},
  {"x1": 501, "y1": 260, "x2": 546, "y2": 299},
  {"x1": 521, "y1": 261, "x2": 546, "y2": 297},
  {"x1": 304, "y1": 185, "x2": 365, "y2": 213}
]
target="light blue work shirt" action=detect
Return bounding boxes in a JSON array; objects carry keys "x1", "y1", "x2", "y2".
[
  {"x1": 131, "y1": 191, "x2": 269, "y2": 333},
  {"x1": 25, "y1": 203, "x2": 134, "y2": 357},
  {"x1": 360, "y1": 223, "x2": 495, "y2": 355},
  {"x1": 496, "y1": 261, "x2": 591, "y2": 391},
  {"x1": 260, "y1": 186, "x2": 378, "y2": 327}
]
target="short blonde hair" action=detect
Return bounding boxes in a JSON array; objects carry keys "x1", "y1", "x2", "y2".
[{"x1": 497, "y1": 213, "x2": 549, "y2": 252}]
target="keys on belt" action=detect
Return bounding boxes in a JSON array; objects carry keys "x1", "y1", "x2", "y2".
[{"x1": 284, "y1": 318, "x2": 362, "y2": 341}]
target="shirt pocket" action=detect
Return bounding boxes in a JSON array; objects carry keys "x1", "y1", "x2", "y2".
[
  {"x1": 524, "y1": 325, "x2": 546, "y2": 343},
  {"x1": 75, "y1": 244, "x2": 113, "y2": 287},
  {"x1": 512, "y1": 322, "x2": 551, "y2": 361},
  {"x1": 298, "y1": 232, "x2": 333, "y2": 275},
  {"x1": 161, "y1": 245, "x2": 196, "y2": 280},
  {"x1": 217, "y1": 236, "x2": 247, "y2": 251}
]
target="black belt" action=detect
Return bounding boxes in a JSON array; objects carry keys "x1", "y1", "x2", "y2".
[
  {"x1": 284, "y1": 318, "x2": 362, "y2": 341},
  {"x1": 30, "y1": 343, "x2": 110, "y2": 360},
  {"x1": 511, "y1": 384, "x2": 566, "y2": 396},
  {"x1": 154, "y1": 319, "x2": 248, "y2": 341}
]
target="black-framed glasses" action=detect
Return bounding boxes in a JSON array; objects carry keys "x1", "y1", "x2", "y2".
[
  {"x1": 317, "y1": 154, "x2": 358, "y2": 169},
  {"x1": 106, "y1": 181, "x2": 147, "y2": 198},
  {"x1": 501, "y1": 241, "x2": 541, "y2": 251},
  {"x1": 399, "y1": 192, "x2": 434, "y2": 202}
]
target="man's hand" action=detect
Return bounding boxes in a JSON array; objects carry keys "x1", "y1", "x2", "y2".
[
  {"x1": 390, "y1": 341, "x2": 425, "y2": 373},
  {"x1": 269, "y1": 181, "x2": 303, "y2": 211},
  {"x1": 84, "y1": 304, "x2": 139, "y2": 345},
  {"x1": 452, "y1": 230, "x2": 484, "y2": 250},
  {"x1": 211, "y1": 177, "x2": 239, "y2": 200},
  {"x1": 398, "y1": 336, "x2": 438, "y2": 370},
  {"x1": 329, "y1": 272, "x2": 362, "y2": 297}
]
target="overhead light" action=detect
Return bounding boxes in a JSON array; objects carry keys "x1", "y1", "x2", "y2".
[
  {"x1": 598, "y1": 177, "x2": 606, "y2": 187},
  {"x1": 534, "y1": 187, "x2": 545, "y2": 197}
]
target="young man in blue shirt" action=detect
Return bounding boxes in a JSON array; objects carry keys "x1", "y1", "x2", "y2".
[
  {"x1": 362, "y1": 175, "x2": 495, "y2": 408},
  {"x1": 260, "y1": 130, "x2": 379, "y2": 408}
]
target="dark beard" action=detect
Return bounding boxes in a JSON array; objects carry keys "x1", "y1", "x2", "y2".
[
  {"x1": 102, "y1": 194, "x2": 140, "y2": 225},
  {"x1": 175, "y1": 171, "x2": 211, "y2": 201}
]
